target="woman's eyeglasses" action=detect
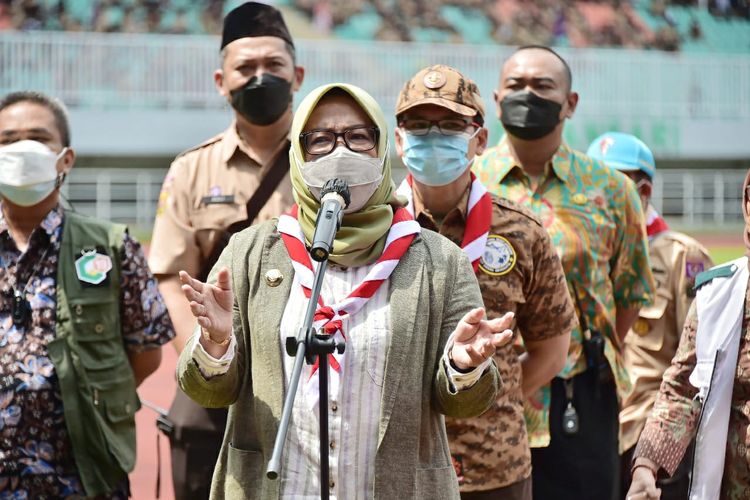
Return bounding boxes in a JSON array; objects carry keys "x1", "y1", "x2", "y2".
[{"x1": 300, "y1": 126, "x2": 379, "y2": 155}]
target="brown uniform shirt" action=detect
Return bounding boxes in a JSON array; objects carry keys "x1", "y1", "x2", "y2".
[
  {"x1": 149, "y1": 123, "x2": 293, "y2": 276},
  {"x1": 413, "y1": 189, "x2": 576, "y2": 491},
  {"x1": 620, "y1": 230, "x2": 713, "y2": 452}
]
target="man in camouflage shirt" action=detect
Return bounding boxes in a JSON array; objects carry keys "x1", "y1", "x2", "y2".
[{"x1": 394, "y1": 64, "x2": 575, "y2": 499}]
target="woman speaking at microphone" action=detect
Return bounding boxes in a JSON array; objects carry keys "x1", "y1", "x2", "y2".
[{"x1": 174, "y1": 83, "x2": 513, "y2": 500}]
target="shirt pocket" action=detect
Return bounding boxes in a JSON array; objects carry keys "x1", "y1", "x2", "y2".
[
  {"x1": 626, "y1": 290, "x2": 670, "y2": 351},
  {"x1": 190, "y1": 205, "x2": 247, "y2": 261},
  {"x1": 191, "y1": 204, "x2": 245, "y2": 232},
  {"x1": 366, "y1": 327, "x2": 389, "y2": 387},
  {"x1": 226, "y1": 442, "x2": 264, "y2": 499}
]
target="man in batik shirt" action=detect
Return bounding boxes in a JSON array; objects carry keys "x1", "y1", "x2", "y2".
[
  {"x1": 628, "y1": 170, "x2": 750, "y2": 500},
  {"x1": 474, "y1": 46, "x2": 654, "y2": 500},
  {"x1": 0, "y1": 91, "x2": 174, "y2": 498}
]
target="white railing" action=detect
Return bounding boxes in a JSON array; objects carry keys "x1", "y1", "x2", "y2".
[
  {"x1": 1, "y1": 32, "x2": 749, "y2": 120},
  {"x1": 61, "y1": 167, "x2": 747, "y2": 232}
]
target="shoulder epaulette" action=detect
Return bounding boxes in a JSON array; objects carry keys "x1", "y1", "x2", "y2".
[
  {"x1": 175, "y1": 132, "x2": 224, "y2": 159},
  {"x1": 492, "y1": 195, "x2": 544, "y2": 228},
  {"x1": 694, "y1": 262, "x2": 739, "y2": 290}
]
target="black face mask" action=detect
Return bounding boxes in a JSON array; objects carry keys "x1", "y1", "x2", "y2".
[
  {"x1": 500, "y1": 90, "x2": 563, "y2": 141},
  {"x1": 230, "y1": 73, "x2": 292, "y2": 126}
]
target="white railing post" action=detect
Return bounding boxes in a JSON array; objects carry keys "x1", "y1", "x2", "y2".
[
  {"x1": 714, "y1": 173, "x2": 725, "y2": 224},
  {"x1": 684, "y1": 173, "x2": 695, "y2": 225},
  {"x1": 96, "y1": 172, "x2": 111, "y2": 221}
]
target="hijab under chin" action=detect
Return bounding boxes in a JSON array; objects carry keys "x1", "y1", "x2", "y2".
[{"x1": 289, "y1": 83, "x2": 406, "y2": 268}]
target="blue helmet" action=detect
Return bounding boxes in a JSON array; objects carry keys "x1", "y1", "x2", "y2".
[{"x1": 586, "y1": 132, "x2": 655, "y2": 180}]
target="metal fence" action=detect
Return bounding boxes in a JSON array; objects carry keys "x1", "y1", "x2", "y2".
[
  {"x1": 62, "y1": 167, "x2": 747, "y2": 232},
  {"x1": 2, "y1": 32, "x2": 749, "y2": 120}
]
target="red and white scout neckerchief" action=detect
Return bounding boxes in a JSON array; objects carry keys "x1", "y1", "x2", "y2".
[
  {"x1": 646, "y1": 205, "x2": 669, "y2": 239},
  {"x1": 396, "y1": 172, "x2": 492, "y2": 272},
  {"x1": 277, "y1": 204, "x2": 420, "y2": 405}
]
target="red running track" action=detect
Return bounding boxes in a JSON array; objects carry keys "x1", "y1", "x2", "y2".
[{"x1": 131, "y1": 337, "x2": 179, "y2": 500}]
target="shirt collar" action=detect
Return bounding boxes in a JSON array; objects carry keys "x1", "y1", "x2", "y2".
[
  {"x1": 0, "y1": 202, "x2": 64, "y2": 243},
  {"x1": 411, "y1": 182, "x2": 471, "y2": 230},
  {"x1": 222, "y1": 121, "x2": 291, "y2": 166},
  {"x1": 492, "y1": 135, "x2": 572, "y2": 184}
]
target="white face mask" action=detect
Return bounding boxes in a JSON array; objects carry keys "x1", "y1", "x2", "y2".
[
  {"x1": 0, "y1": 140, "x2": 67, "y2": 207},
  {"x1": 300, "y1": 146, "x2": 385, "y2": 214}
]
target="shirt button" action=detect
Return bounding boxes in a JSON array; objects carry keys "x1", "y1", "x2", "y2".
[
  {"x1": 94, "y1": 324, "x2": 104, "y2": 333},
  {"x1": 330, "y1": 440, "x2": 336, "y2": 450},
  {"x1": 329, "y1": 480, "x2": 335, "y2": 489},
  {"x1": 331, "y1": 402, "x2": 338, "y2": 412},
  {"x1": 75, "y1": 305, "x2": 83, "y2": 315}
]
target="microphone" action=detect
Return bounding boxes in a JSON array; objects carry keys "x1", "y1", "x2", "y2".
[{"x1": 310, "y1": 179, "x2": 351, "y2": 262}]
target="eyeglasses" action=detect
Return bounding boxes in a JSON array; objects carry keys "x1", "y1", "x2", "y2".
[
  {"x1": 399, "y1": 118, "x2": 480, "y2": 136},
  {"x1": 300, "y1": 126, "x2": 379, "y2": 156}
]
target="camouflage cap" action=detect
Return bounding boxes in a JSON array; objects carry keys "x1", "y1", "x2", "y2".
[{"x1": 395, "y1": 65, "x2": 485, "y2": 119}]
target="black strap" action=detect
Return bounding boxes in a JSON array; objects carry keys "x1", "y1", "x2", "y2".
[
  {"x1": 229, "y1": 140, "x2": 291, "y2": 234},
  {"x1": 198, "y1": 141, "x2": 290, "y2": 281}
]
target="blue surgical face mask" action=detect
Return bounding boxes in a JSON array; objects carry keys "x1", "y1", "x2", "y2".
[{"x1": 398, "y1": 128, "x2": 478, "y2": 187}]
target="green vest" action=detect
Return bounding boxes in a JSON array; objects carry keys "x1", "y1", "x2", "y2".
[{"x1": 47, "y1": 211, "x2": 140, "y2": 497}]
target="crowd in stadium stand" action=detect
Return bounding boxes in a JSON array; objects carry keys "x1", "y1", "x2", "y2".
[{"x1": 0, "y1": 0, "x2": 748, "y2": 51}]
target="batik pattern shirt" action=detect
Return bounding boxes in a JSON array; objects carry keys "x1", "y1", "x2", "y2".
[
  {"x1": 635, "y1": 279, "x2": 750, "y2": 499},
  {"x1": 474, "y1": 138, "x2": 654, "y2": 446},
  {"x1": 0, "y1": 204, "x2": 174, "y2": 498},
  {"x1": 414, "y1": 188, "x2": 576, "y2": 489}
]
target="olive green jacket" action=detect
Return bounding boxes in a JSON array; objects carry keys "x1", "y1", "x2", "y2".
[{"x1": 177, "y1": 220, "x2": 500, "y2": 500}]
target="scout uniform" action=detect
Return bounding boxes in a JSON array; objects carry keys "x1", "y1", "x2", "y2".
[
  {"x1": 413, "y1": 192, "x2": 577, "y2": 494},
  {"x1": 620, "y1": 227, "x2": 712, "y2": 452},
  {"x1": 149, "y1": 5, "x2": 298, "y2": 497},
  {"x1": 585, "y1": 131, "x2": 713, "y2": 498},
  {"x1": 474, "y1": 137, "x2": 655, "y2": 497},
  {"x1": 149, "y1": 123, "x2": 292, "y2": 277},
  {"x1": 394, "y1": 66, "x2": 577, "y2": 498},
  {"x1": 149, "y1": 125, "x2": 293, "y2": 498}
]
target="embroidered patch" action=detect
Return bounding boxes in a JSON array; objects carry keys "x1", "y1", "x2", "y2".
[
  {"x1": 479, "y1": 235, "x2": 516, "y2": 276},
  {"x1": 75, "y1": 250, "x2": 112, "y2": 285}
]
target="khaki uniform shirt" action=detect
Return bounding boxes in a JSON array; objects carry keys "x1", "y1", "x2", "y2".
[
  {"x1": 619, "y1": 229, "x2": 712, "y2": 452},
  {"x1": 149, "y1": 123, "x2": 293, "y2": 276},
  {"x1": 413, "y1": 189, "x2": 576, "y2": 491}
]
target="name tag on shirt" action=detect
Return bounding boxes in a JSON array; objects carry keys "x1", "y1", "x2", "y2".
[{"x1": 201, "y1": 194, "x2": 235, "y2": 205}]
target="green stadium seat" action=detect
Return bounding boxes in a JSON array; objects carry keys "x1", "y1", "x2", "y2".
[
  {"x1": 333, "y1": 10, "x2": 381, "y2": 40},
  {"x1": 439, "y1": 5, "x2": 493, "y2": 44}
]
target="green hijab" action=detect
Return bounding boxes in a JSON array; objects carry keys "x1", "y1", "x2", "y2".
[{"x1": 290, "y1": 83, "x2": 405, "y2": 268}]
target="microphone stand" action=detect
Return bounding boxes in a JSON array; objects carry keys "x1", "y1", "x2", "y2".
[{"x1": 267, "y1": 181, "x2": 349, "y2": 500}]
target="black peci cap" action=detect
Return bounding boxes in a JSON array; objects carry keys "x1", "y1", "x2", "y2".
[{"x1": 221, "y1": 2, "x2": 294, "y2": 50}]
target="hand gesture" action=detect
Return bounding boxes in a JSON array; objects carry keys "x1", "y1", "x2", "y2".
[
  {"x1": 450, "y1": 308, "x2": 514, "y2": 370},
  {"x1": 179, "y1": 267, "x2": 233, "y2": 344},
  {"x1": 626, "y1": 466, "x2": 661, "y2": 500}
]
